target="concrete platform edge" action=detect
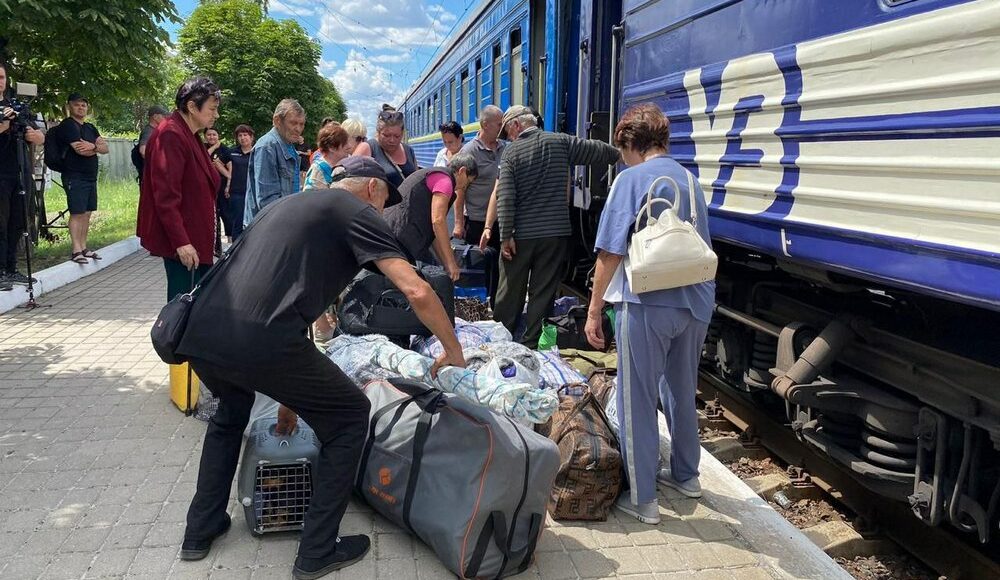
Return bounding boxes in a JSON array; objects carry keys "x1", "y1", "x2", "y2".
[
  {"x1": 0, "y1": 235, "x2": 142, "y2": 314},
  {"x1": 698, "y1": 447, "x2": 853, "y2": 579}
]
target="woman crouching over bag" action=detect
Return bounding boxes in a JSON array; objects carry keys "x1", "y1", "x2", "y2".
[{"x1": 584, "y1": 103, "x2": 716, "y2": 525}]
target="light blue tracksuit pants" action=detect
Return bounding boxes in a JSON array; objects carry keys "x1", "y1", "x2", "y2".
[{"x1": 615, "y1": 301, "x2": 709, "y2": 505}]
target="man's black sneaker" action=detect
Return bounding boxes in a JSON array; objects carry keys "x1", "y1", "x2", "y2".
[
  {"x1": 179, "y1": 514, "x2": 231, "y2": 561},
  {"x1": 5, "y1": 271, "x2": 37, "y2": 285},
  {"x1": 292, "y1": 535, "x2": 371, "y2": 580}
]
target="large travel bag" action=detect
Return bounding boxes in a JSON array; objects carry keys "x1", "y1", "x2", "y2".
[
  {"x1": 338, "y1": 266, "x2": 454, "y2": 337},
  {"x1": 357, "y1": 378, "x2": 560, "y2": 578},
  {"x1": 452, "y1": 240, "x2": 493, "y2": 288},
  {"x1": 539, "y1": 306, "x2": 615, "y2": 352},
  {"x1": 537, "y1": 385, "x2": 623, "y2": 521}
]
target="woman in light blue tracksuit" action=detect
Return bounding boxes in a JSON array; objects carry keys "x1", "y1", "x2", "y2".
[{"x1": 585, "y1": 103, "x2": 715, "y2": 525}]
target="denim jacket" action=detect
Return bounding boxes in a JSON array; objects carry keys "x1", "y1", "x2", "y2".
[{"x1": 243, "y1": 127, "x2": 299, "y2": 226}]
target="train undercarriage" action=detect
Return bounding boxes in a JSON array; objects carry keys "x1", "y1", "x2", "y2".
[{"x1": 701, "y1": 243, "x2": 1000, "y2": 545}]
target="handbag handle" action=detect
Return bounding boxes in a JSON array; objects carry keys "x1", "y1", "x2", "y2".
[{"x1": 632, "y1": 172, "x2": 700, "y2": 232}]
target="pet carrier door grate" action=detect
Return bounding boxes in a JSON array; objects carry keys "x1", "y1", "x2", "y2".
[{"x1": 253, "y1": 461, "x2": 313, "y2": 533}]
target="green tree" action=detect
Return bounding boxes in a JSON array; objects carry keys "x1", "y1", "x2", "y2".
[
  {"x1": 181, "y1": 0, "x2": 346, "y2": 142},
  {"x1": 92, "y1": 54, "x2": 190, "y2": 136},
  {"x1": 0, "y1": 0, "x2": 180, "y2": 119}
]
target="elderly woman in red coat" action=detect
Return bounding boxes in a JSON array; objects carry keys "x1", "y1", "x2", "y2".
[{"x1": 137, "y1": 77, "x2": 222, "y2": 300}]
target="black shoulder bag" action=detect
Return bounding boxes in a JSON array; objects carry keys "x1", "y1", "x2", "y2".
[{"x1": 150, "y1": 228, "x2": 253, "y2": 364}]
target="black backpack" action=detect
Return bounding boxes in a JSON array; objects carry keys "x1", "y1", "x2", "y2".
[
  {"x1": 338, "y1": 266, "x2": 454, "y2": 337},
  {"x1": 131, "y1": 142, "x2": 143, "y2": 179},
  {"x1": 43, "y1": 132, "x2": 68, "y2": 173},
  {"x1": 544, "y1": 306, "x2": 615, "y2": 352}
]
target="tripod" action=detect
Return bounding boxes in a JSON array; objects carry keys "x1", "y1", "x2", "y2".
[{"x1": 10, "y1": 117, "x2": 44, "y2": 309}]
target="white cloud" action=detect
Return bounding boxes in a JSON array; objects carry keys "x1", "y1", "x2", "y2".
[
  {"x1": 331, "y1": 50, "x2": 409, "y2": 133},
  {"x1": 318, "y1": 58, "x2": 339, "y2": 76},
  {"x1": 318, "y1": 0, "x2": 454, "y2": 50},
  {"x1": 369, "y1": 53, "x2": 412, "y2": 64}
]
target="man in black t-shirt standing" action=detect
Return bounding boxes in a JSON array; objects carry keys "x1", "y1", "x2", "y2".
[
  {"x1": 174, "y1": 156, "x2": 466, "y2": 579},
  {"x1": 53, "y1": 93, "x2": 108, "y2": 264}
]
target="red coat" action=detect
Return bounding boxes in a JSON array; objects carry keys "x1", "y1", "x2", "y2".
[{"x1": 137, "y1": 111, "x2": 220, "y2": 265}]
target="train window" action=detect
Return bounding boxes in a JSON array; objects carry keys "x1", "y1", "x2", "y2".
[
  {"x1": 510, "y1": 28, "x2": 524, "y2": 106},
  {"x1": 431, "y1": 94, "x2": 437, "y2": 132},
  {"x1": 450, "y1": 79, "x2": 457, "y2": 124},
  {"x1": 440, "y1": 86, "x2": 447, "y2": 124},
  {"x1": 492, "y1": 43, "x2": 502, "y2": 107},
  {"x1": 425, "y1": 99, "x2": 431, "y2": 135},
  {"x1": 475, "y1": 58, "x2": 484, "y2": 117},
  {"x1": 461, "y1": 69, "x2": 471, "y2": 123}
]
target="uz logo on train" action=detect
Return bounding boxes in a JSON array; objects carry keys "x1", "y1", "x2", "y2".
[{"x1": 679, "y1": 48, "x2": 801, "y2": 259}]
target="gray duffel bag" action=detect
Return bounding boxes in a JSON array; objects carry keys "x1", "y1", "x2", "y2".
[{"x1": 357, "y1": 378, "x2": 560, "y2": 578}]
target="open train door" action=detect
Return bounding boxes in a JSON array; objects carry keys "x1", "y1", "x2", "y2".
[{"x1": 572, "y1": 0, "x2": 623, "y2": 210}]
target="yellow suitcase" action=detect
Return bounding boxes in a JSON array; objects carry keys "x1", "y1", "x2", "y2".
[{"x1": 169, "y1": 362, "x2": 201, "y2": 414}]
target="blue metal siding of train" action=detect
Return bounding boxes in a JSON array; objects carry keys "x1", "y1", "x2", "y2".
[
  {"x1": 402, "y1": 0, "x2": 531, "y2": 169},
  {"x1": 621, "y1": 0, "x2": 1000, "y2": 311}
]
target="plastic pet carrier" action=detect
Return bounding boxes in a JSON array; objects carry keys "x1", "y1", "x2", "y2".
[{"x1": 237, "y1": 417, "x2": 321, "y2": 535}]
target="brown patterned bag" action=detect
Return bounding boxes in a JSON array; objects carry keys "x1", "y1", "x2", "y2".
[{"x1": 542, "y1": 384, "x2": 623, "y2": 521}]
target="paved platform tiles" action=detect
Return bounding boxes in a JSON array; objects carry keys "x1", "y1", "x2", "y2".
[{"x1": 0, "y1": 253, "x2": 848, "y2": 579}]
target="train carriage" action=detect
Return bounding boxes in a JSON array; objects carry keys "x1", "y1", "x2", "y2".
[{"x1": 402, "y1": 0, "x2": 1000, "y2": 546}]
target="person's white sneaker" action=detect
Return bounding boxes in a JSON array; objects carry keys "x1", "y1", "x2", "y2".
[
  {"x1": 657, "y1": 469, "x2": 703, "y2": 498},
  {"x1": 614, "y1": 494, "x2": 661, "y2": 525}
]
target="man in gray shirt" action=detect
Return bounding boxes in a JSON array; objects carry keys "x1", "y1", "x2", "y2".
[
  {"x1": 455, "y1": 105, "x2": 505, "y2": 301},
  {"x1": 456, "y1": 104, "x2": 505, "y2": 247},
  {"x1": 493, "y1": 105, "x2": 620, "y2": 348}
]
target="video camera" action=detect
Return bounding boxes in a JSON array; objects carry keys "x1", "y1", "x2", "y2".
[{"x1": 1, "y1": 82, "x2": 39, "y2": 130}]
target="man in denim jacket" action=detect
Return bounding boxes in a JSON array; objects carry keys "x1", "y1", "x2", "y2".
[{"x1": 244, "y1": 99, "x2": 306, "y2": 226}]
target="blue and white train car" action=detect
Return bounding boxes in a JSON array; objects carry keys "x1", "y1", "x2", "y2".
[
  {"x1": 406, "y1": 0, "x2": 1000, "y2": 541},
  {"x1": 619, "y1": 0, "x2": 1000, "y2": 313}
]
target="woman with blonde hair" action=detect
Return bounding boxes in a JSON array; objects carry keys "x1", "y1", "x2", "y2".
[{"x1": 341, "y1": 117, "x2": 367, "y2": 154}]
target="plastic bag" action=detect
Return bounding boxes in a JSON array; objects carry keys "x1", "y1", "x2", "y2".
[
  {"x1": 479, "y1": 356, "x2": 541, "y2": 390},
  {"x1": 194, "y1": 384, "x2": 220, "y2": 422},
  {"x1": 326, "y1": 334, "x2": 558, "y2": 423},
  {"x1": 535, "y1": 349, "x2": 587, "y2": 389},
  {"x1": 538, "y1": 323, "x2": 558, "y2": 351}
]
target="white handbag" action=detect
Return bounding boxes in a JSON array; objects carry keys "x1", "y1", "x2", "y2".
[{"x1": 625, "y1": 170, "x2": 717, "y2": 293}]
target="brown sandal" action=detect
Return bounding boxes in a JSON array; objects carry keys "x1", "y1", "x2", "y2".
[
  {"x1": 70, "y1": 251, "x2": 89, "y2": 264},
  {"x1": 82, "y1": 248, "x2": 102, "y2": 260}
]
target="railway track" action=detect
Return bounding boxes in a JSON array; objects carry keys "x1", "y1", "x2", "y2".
[{"x1": 696, "y1": 369, "x2": 1000, "y2": 580}]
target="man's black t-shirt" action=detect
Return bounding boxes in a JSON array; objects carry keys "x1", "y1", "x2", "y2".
[
  {"x1": 207, "y1": 143, "x2": 232, "y2": 194},
  {"x1": 228, "y1": 147, "x2": 251, "y2": 196},
  {"x1": 138, "y1": 123, "x2": 156, "y2": 148},
  {"x1": 55, "y1": 118, "x2": 100, "y2": 178},
  {"x1": 177, "y1": 188, "x2": 406, "y2": 368}
]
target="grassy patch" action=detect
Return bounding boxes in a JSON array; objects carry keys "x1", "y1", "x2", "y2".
[{"x1": 19, "y1": 178, "x2": 139, "y2": 272}]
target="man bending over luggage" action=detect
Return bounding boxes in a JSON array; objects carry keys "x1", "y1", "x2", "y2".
[{"x1": 173, "y1": 156, "x2": 466, "y2": 580}]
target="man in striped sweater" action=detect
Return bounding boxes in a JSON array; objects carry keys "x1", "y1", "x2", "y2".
[{"x1": 494, "y1": 105, "x2": 621, "y2": 347}]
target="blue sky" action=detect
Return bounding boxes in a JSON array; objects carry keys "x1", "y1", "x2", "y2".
[{"x1": 169, "y1": 0, "x2": 478, "y2": 123}]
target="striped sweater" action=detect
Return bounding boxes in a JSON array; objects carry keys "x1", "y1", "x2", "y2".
[{"x1": 497, "y1": 128, "x2": 620, "y2": 241}]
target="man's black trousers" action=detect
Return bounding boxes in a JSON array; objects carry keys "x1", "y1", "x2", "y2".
[
  {"x1": 185, "y1": 345, "x2": 371, "y2": 559},
  {"x1": 0, "y1": 178, "x2": 25, "y2": 272}
]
